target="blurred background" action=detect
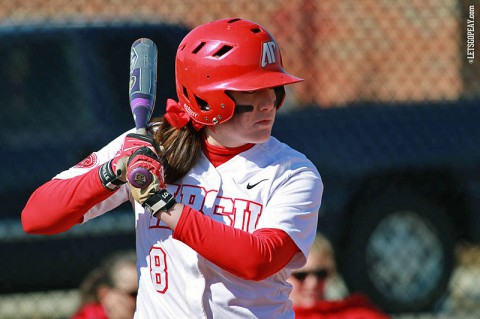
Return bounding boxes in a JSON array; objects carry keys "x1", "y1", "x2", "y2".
[{"x1": 0, "y1": 0, "x2": 479, "y2": 318}]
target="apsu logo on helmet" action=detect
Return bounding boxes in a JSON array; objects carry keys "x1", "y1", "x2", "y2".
[{"x1": 261, "y1": 41, "x2": 277, "y2": 68}]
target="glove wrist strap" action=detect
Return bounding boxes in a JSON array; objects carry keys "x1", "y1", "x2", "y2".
[
  {"x1": 99, "y1": 160, "x2": 125, "y2": 191},
  {"x1": 143, "y1": 189, "x2": 177, "y2": 217}
]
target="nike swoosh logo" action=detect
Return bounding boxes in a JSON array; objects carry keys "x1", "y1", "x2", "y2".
[{"x1": 246, "y1": 179, "x2": 268, "y2": 189}]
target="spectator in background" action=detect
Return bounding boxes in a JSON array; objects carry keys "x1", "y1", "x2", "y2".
[
  {"x1": 72, "y1": 250, "x2": 138, "y2": 319},
  {"x1": 288, "y1": 234, "x2": 391, "y2": 319}
]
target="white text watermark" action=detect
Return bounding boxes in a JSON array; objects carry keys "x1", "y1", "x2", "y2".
[{"x1": 467, "y1": 5, "x2": 475, "y2": 64}]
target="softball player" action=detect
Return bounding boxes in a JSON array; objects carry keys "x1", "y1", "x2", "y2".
[{"x1": 22, "y1": 18, "x2": 323, "y2": 319}]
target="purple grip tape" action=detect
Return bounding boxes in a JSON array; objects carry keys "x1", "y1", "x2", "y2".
[
  {"x1": 132, "y1": 103, "x2": 151, "y2": 131},
  {"x1": 128, "y1": 167, "x2": 153, "y2": 189}
]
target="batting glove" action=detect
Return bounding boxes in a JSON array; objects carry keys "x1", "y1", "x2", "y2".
[
  {"x1": 127, "y1": 147, "x2": 176, "y2": 217},
  {"x1": 99, "y1": 133, "x2": 157, "y2": 190}
]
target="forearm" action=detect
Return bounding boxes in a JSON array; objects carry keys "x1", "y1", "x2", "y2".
[
  {"x1": 21, "y1": 167, "x2": 115, "y2": 234},
  {"x1": 157, "y1": 202, "x2": 184, "y2": 230},
  {"x1": 166, "y1": 205, "x2": 299, "y2": 281}
]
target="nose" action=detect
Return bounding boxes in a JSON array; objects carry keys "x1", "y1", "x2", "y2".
[
  {"x1": 302, "y1": 273, "x2": 324, "y2": 289},
  {"x1": 301, "y1": 275, "x2": 327, "y2": 300},
  {"x1": 258, "y1": 88, "x2": 276, "y2": 111}
]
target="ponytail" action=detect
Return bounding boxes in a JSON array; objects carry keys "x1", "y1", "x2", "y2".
[{"x1": 150, "y1": 117, "x2": 202, "y2": 184}]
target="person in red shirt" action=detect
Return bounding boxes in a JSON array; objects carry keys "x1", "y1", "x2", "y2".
[
  {"x1": 288, "y1": 234, "x2": 391, "y2": 319},
  {"x1": 72, "y1": 250, "x2": 138, "y2": 319}
]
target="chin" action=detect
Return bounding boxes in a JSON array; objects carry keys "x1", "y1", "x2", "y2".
[
  {"x1": 254, "y1": 128, "x2": 273, "y2": 143},
  {"x1": 251, "y1": 134, "x2": 271, "y2": 144}
]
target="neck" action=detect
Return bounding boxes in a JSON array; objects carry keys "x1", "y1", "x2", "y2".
[
  {"x1": 201, "y1": 136, "x2": 254, "y2": 167},
  {"x1": 204, "y1": 128, "x2": 246, "y2": 148}
]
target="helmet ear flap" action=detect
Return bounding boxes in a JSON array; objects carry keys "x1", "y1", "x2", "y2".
[{"x1": 274, "y1": 86, "x2": 286, "y2": 108}]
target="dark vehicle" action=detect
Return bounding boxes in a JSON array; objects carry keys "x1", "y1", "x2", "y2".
[
  {"x1": 0, "y1": 22, "x2": 189, "y2": 293},
  {"x1": 273, "y1": 100, "x2": 480, "y2": 313},
  {"x1": 1, "y1": 22, "x2": 479, "y2": 314}
]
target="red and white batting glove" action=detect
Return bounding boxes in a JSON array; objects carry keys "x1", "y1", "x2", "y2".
[
  {"x1": 99, "y1": 133, "x2": 157, "y2": 190},
  {"x1": 127, "y1": 147, "x2": 176, "y2": 217}
]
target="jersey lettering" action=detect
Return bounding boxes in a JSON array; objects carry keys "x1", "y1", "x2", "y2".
[
  {"x1": 149, "y1": 216, "x2": 169, "y2": 229},
  {"x1": 212, "y1": 197, "x2": 262, "y2": 232},
  {"x1": 150, "y1": 246, "x2": 168, "y2": 293},
  {"x1": 148, "y1": 184, "x2": 264, "y2": 294},
  {"x1": 183, "y1": 184, "x2": 263, "y2": 232},
  {"x1": 149, "y1": 184, "x2": 263, "y2": 232},
  {"x1": 149, "y1": 184, "x2": 181, "y2": 229},
  {"x1": 231, "y1": 199, "x2": 262, "y2": 231},
  {"x1": 179, "y1": 184, "x2": 209, "y2": 211}
]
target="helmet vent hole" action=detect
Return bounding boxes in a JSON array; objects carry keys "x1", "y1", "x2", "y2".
[
  {"x1": 182, "y1": 86, "x2": 189, "y2": 100},
  {"x1": 213, "y1": 45, "x2": 233, "y2": 58},
  {"x1": 250, "y1": 27, "x2": 261, "y2": 34},
  {"x1": 192, "y1": 42, "x2": 206, "y2": 54},
  {"x1": 227, "y1": 18, "x2": 241, "y2": 24},
  {"x1": 195, "y1": 96, "x2": 210, "y2": 111}
]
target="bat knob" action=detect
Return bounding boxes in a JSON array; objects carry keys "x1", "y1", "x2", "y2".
[{"x1": 128, "y1": 167, "x2": 153, "y2": 189}]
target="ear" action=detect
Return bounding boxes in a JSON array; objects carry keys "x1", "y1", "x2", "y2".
[{"x1": 97, "y1": 284, "x2": 110, "y2": 302}]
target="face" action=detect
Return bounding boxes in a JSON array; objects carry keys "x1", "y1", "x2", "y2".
[
  {"x1": 99, "y1": 263, "x2": 138, "y2": 319},
  {"x1": 112, "y1": 263, "x2": 138, "y2": 297},
  {"x1": 288, "y1": 249, "x2": 335, "y2": 308},
  {"x1": 205, "y1": 88, "x2": 277, "y2": 148}
]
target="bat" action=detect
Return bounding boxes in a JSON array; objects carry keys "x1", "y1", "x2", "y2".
[
  {"x1": 127, "y1": 38, "x2": 158, "y2": 188},
  {"x1": 129, "y1": 37, "x2": 158, "y2": 134}
]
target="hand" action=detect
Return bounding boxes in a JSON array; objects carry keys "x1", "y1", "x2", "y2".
[
  {"x1": 113, "y1": 133, "x2": 158, "y2": 181},
  {"x1": 127, "y1": 147, "x2": 165, "y2": 204},
  {"x1": 99, "y1": 133, "x2": 157, "y2": 190},
  {"x1": 127, "y1": 148, "x2": 176, "y2": 216}
]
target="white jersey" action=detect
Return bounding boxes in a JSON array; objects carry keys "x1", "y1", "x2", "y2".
[{"x1": 56, "y1": 129, "x2": 323, "y2": 319}]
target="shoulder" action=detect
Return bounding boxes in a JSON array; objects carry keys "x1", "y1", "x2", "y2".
[
  {"x1": 98, "y1": 128, "x2": 136, "y2": 154},
  {"x1": 243, "y1": 137, "x2": 322, "y2": 195},
  {"x1": 260, "y1": 136, "x2": 310, "y2": 159},
  {"x1": 252, "y1": 137, "x2": 320, "y2": 176},
  {"x1": 54, "y1": 128, "x2": 136, "y2": 179}
]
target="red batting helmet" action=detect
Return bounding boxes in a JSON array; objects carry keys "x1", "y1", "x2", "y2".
[{"x1": 175, "y1": 18, "x2": 303, "y2": 126}]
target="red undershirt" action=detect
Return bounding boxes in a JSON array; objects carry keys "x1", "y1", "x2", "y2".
[
  {"x1": 201, "y1": 139, "x2": 255, "y2": 167},
  {"x1": 21, "y1": 138, "x2": 299, "y2": 280}
]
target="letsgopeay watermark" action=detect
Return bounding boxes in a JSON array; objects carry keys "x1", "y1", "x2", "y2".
[{"x1": 467, "y1": 5, "x2": 475, "y2": 64}]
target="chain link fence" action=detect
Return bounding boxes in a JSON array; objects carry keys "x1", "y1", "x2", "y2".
[
  {"x1": 1, "y1": 0, "x2": 479, "y2": 107},
  {"x1": 0, "y1": 0, "x2": 479, "y2": 318}
]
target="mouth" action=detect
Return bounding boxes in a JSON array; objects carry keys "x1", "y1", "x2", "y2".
[{"x1": 255, "y1": 118, "x2": 273, "y2": 125}]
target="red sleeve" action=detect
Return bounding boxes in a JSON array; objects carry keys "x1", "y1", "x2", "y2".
[
  {"x1": 21, "y1": 167, "x2": 116, "y2": 235},
  {"x1": 173, "y1": 205, "x2": 299, "y2": 281}
]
